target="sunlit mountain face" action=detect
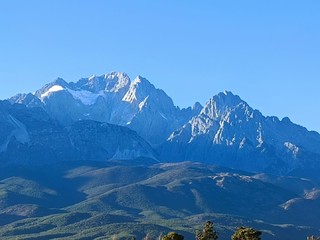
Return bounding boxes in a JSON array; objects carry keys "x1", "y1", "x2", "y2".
[{"x1": 1, "y1": 72, "x2": 319, "y2": 239}]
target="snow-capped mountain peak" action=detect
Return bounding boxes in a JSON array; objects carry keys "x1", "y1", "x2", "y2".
[
  {"x1": 73, "y1": 72, "x2": 131, "y2": 94},
  {"x1": 35, "y1": 78, "x2": 69, "y2": 98},
  {"x1": 103, "y1": 71, "x2": 131, "y2": 93},
  {"x1": 8, "y1": 72, "x2": 320, "y2": 179},
  {"x1": 199, "y1": 91, "x2": 247, "y2": 121},
  {"x1": 40, "y1": 85, "x2": 65, "y2": 98},
  {"x1": 122, "y1": 75, "x2": 156, "y2": 104},
  {"x1": 162, "y1": 90, "x2": 320, "y2": 176},
  {"x1": 10, "y1": 72, "x2": 199, "y2": 145}
]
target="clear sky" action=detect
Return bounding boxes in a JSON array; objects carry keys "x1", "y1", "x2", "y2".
[{"x1": 0, "y1": 1, "x2": 319, "y2": 132}]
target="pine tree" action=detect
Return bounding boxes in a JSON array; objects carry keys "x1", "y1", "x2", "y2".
[
  {"x1": 196, "y1": 221, "x2": 218, "y2": 240},
  {"x1": 231, "y1": 226, "x2": 262, "y2": 240},
  {"x1": 162, "y1": 232, "x2": 184, "y2": 240}
]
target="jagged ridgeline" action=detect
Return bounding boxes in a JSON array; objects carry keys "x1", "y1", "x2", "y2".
[
  {"x1": 0, "y1": 72, "x2": 319, "y2": 239},
  {"x1": 8, "y1": 72, "x2": 320, "y2": 179}
]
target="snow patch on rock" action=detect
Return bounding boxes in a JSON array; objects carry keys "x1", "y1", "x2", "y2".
[
  {"x1": 40, "y1": 85, "x2": 64, "y2": 98},
  {"x1": 284, "y1": 142, "x2": 300, "y2": 157},
  {"x1": 67, "y1": 89, "x2": 103, "y2": 105}
]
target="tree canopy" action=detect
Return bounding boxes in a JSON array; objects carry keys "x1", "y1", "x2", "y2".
[
  {"x1": 196, "y1": 221, "x2": 218, "y2": 240},
  {"x1": 162, "y1": 232, "x2": 184, "y2": 240},
  {"x1": 231, "y1": 226, "x2": 262, "y2": 240}
]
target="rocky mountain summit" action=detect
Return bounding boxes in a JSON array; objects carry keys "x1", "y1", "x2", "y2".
[
  {"x1": 160, "y1": 91, "x2": 320, "y2": 178},
  {"x1": 8, "y1": 72, "x2": 320, "y2": 179},
  {"x1": 11, "y1": 72, "x2": 201, "y2": 145},
  {"x1": 2, "y1": 72, "x2": 320, "y2": 239}
]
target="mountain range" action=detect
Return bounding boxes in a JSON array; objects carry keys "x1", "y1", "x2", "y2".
[
  {"x1": 10, "y1": 73, "x2": 201, "y2": 146},
  {"x1": 8, "y1": 72, "x2": 320, "y2": 179},
  {"x1": 1, "y1": 71, "x2": 320, "y2": 239}
]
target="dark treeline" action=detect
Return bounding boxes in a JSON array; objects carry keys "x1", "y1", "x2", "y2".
[
  {"x1": 112, "y1": 221, "x2": 320, "y2": 240},
  {"x1": 113, "y1": 221, "x2": 262, "y2": 240}
]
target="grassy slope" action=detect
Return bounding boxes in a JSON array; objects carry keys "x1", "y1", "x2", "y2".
[{"x1": 0, "y1": 161, "x2": 319, "y2": 239}]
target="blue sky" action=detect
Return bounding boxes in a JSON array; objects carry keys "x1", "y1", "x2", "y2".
[{"x1": 0, "y1": 1, "x2": 319, "y2": 132}]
